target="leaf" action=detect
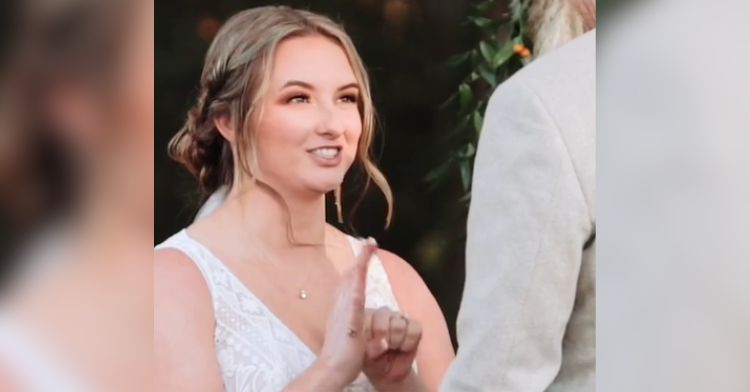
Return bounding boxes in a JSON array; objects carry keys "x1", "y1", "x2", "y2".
[
  {"x1": 479, "y1": 41, "x2": 496, "y2": 65},
  {"x1": 438, "y1": 91, "x2": 457, "y2": 110},
  {"x1": 473, "y1": 111, "x2": 484, "y2": 135},
  {"x1": 492, "y1": 41, "x2": 515, "y2": 68},
  {"x1": 459, "y1": 160, "x2": 472, "y2": 192},
  {"x1": 469, "y1": 49, "x2": 481, "y2": 66},
  {"x1": 474, "y1": 0, "x2": 496, "y2": 13},
  {"x1": 458, "y1": 83, "x2": 472, "y2": 111},
  {"x1": 511, "y1": 0, "x2": 530, "y2": 37},
  {"x1": 457, "y1": 143, "x2": 476, "y2": 158},
  {"x1": 459, "y1": 192, "x2": 472, "y2": 204},
  {"x1": 424, "y1": 158, "x2": 453, "y2": 183},
  {"x1": 470, "y1": 17, "x2": 494, "y2": 29},
  {"x1": 477, "y1": 64, "x2": 496, "y2": 87},
  {"x1": 448, "y1": 114, "x2": 472, "y2": 137},
  {"x1": 510, "y1": 0, "x2": 523, "y2": 20},
  {"x1": 444, "y1": 51, "x2": 471, "y2": 68}
]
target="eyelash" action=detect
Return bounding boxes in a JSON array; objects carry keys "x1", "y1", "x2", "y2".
[
  {"x1": 287, "y1": 94, "x2": 310, "y2": 104},
  {"x1": 285, "y1": 94, "x2": 359, "y2": 104},
  {"x1": 340, "y1": 94, "x2": 358, "y2": 104}
]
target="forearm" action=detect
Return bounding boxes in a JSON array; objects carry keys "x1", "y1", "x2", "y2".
[{"x1": 283, "y1": 360, "x2": 347, "y2": 392}]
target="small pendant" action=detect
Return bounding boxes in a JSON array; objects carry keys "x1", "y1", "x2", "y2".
[{"x1": 298, "y1": 289, "x2": 308, "y2": 300}]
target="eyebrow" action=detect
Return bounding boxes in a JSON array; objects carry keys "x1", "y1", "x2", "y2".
[{"x1": 281, "y1": 80, "x2": 360, "y2": 92}]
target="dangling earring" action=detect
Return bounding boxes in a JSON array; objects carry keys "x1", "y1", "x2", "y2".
[{"x1": 334, "y1": 186, "x2": 343, "y2": 224}]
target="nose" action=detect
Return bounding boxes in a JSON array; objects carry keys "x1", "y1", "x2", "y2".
[{"x1": 315, "y1": 104, "x2": 346, "y2": 139}]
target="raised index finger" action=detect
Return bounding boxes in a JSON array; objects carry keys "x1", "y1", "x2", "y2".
[{"x1": 346, "y1": 237, "x2": 377, "y2": 327}]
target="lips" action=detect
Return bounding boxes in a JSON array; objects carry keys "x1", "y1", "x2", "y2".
[
  {"x1": 309, "y1": 147, "x2": 340, "y2": 159},
  {"x1": 307, "y1": 146, "x2": 343, "y2": 166}
]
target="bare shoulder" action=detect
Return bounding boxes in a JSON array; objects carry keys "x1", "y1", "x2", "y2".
[
  {"x1": 154, "y1": 247, "x2": 215, "y2": 323},
  {"x1": 375, "y1": 249, "x2": 433, "y2": 310},
  {"x1": 154, "y1": 248, "x2": 214, "y2": 328},
  {"x1": 154, "y1": 249, "x2": 210, "y2": 302},
  {"x1": 154, "y1": 248, "x2": 223, "y2": 390},
  {"x1": 376, "y1": 249, "x2": 422, "y2": 282}
]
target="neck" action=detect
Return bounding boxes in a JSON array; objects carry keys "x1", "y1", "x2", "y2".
[{"x1": 221, "y1": 179, "x2": 330, "y2": 250}]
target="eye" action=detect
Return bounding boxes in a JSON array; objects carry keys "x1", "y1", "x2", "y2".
[
  {"x1": 287, "y1": 94, "x2": 310, "y2": 104},
  {"x1": 339, "y1": 94, "x2": 359, "y2": 104}
]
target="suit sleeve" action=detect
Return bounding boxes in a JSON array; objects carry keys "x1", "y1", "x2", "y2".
[{"x1": 441, "y1": 79, "x2": 592, "y2": 391}]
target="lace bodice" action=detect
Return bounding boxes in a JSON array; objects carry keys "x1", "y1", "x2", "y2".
[{"x1": 156, "y1": 230, "x2": 404, "y2": 392}]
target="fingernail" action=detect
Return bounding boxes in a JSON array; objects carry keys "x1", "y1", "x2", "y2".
[{"x1": 380, "y1": 338, "x2": 388, "y2": 351}]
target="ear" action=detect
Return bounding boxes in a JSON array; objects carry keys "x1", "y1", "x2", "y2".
[{"x1": 213, "y1": 113, "x2": 236, "y2": 143}]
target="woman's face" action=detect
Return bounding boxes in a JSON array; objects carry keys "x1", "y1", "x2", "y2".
[{"x1": 252, "y1": 34, "x2": 362, "y2": 198}]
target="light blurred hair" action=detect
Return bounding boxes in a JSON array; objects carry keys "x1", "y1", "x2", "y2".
[{"x1": 528, "y1": 0, "x2": 596, "y2": 57}]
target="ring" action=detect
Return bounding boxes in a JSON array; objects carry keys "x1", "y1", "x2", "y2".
[{"x1": 389, "y1": 313, "x2": 409, "y2": 349}]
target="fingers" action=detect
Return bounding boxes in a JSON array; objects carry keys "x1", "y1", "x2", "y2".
[
  {"x1": 399, "y1": 317, "x2": 422, "y2": 353},
  {"x1": 367, "y1": 306, "x2": 391, "y2": 357},
  {"x1": 351, "y1": 237, "x2": 377, "y2": 303},
  {"x1": 366, "y1": 309, "x2": 422, "y2": 357},
  {"x1": 387, "y1": 313, "x2": 408, "y2": 350},
  {"x1": 363, "y1": 308, "x2": 374, "y2": 337},
  {"x1": 340, "y1": 237, "x2": 377, "y2": 338},
  {"x1": 317, "y1": 239, "x2": 379, "y2": 381},
  {"x1": 362, "y1": 310, "x2": 421, "y2": 381},
  {"x1": 349, "y1": 238, "x2": 376, "y2": 331}
]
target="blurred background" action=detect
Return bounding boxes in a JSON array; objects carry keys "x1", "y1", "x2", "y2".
[
  {"x1": 0, "y1": 1, "x2": 153, "y2": 390},
  {"x1": 156, "y1": 0, "x2": 514, "y2": 346}
]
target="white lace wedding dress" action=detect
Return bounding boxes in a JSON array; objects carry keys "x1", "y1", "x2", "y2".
[{"x1": 156, "y1": 229, "x2": 405, "y2": 392}]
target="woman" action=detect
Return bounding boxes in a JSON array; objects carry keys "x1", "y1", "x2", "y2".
[{"x1": 155, "y1": 6, "x2": 454, "y2": 392}]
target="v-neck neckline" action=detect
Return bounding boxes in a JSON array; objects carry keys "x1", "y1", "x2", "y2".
[{"x1": 180, "y1": 229, "x2": 362, "y2": 359}]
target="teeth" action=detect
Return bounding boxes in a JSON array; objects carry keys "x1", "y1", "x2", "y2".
[{"x1": 311, "y1": 148, "x2": 339, "y2": 159}]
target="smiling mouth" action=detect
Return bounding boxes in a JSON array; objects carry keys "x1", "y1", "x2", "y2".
[{"x1": 308, "y1": 147, "x2": 341, "y2": 159}]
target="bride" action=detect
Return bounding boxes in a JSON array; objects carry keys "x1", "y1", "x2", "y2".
[{"x1": 154, "y1": 6, "x2": 454, "y2": 391}]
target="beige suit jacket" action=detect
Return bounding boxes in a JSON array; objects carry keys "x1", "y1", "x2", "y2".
[{"x1": 441, "y1": 31, "x2": 596, "y2": 392}]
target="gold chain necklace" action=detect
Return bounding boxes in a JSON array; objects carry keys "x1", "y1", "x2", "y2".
[{"x1": 254, "y1": 244, "x2": 316, "y2": 301}]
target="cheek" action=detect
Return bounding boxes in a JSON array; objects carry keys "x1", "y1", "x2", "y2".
[
  {"x1": 256, "y1": 112, "x2": 310, "y2": 153},
  {"x1": 345, "y1": 116, "x2": 363, "y2": 158}
]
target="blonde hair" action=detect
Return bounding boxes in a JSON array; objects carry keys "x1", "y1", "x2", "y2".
[
  {"x1": 168, "y1": 6, "x2": 393, "y2": 227},
  {"x1": 528, "y1": 0, "x2": 595, "y2": 57}
]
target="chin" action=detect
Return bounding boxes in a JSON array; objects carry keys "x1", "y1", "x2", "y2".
[
  {"x1": 312, "y1": 182, "x2": 341, "y2": 195},
  {"x1": 304, "y1": 166, "x2": 350, "y2": 191},
  {"x1": 301, "y1": 177, "x2": 343, "y2": 196}
]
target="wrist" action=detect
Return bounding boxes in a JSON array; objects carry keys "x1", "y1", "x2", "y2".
[
  {"x1": 310, "y1": 358, "x2": 349, "y2": 391},
  {"x1": 371, "y1": 370, "x2": 424, "y2": 392}
]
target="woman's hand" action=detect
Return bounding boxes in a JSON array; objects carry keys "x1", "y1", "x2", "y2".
[
  {"x1": 362, "y1": 307, "x2": 425, "y2": 390},
  {"x1": 284, "y1": 238, "x2": 378, "y2": 392}
]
